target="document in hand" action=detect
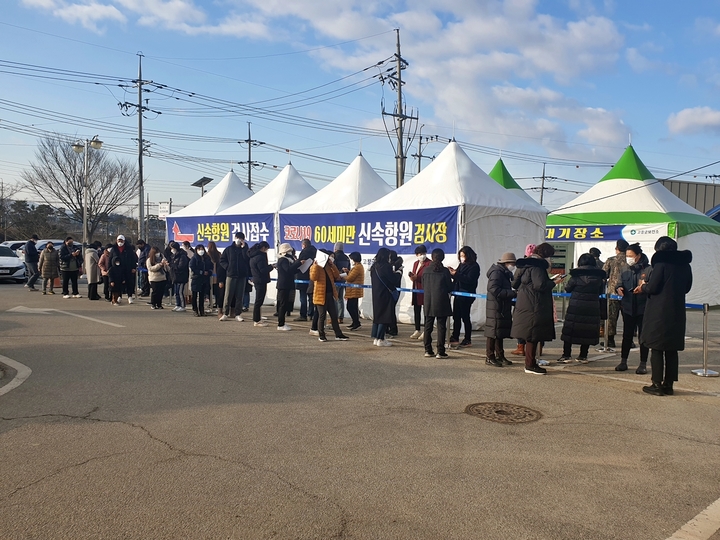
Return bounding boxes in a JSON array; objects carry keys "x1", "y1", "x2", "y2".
[
  {"x1": 315, "y1": 250, "x2": 329, "y2": 268},
  {"x1": 298, "y1": 258, "x2": 313, "y2": 274}
]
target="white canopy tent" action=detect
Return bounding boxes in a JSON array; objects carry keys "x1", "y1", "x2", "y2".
[
  {"x1": 167, "y1": 170, "x2": 253, "y2": 218},
  {"x1": 359, "y1": 141, "x2": 548, "y2": 325}
]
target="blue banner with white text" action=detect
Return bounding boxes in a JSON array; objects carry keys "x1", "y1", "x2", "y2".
[
  {"x1": 168, "y1": 214, "x2": 274, "y2": 249},
  {"x1": 279, "y1": 207, "x2": 458, "y2": 255}
]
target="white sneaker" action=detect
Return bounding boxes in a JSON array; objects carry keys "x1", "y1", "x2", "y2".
[
  {"x1": 373, "y1": 339, "x2": 379, "y2": 346},
  {"x1": 235, "y1": 315, "x2": 244, "y2": 322},
  {"x1": 410, "y1": 330, "x2": 421, "y2": 339},
  {"x1": 260, "y1": 316, "x2": 268, "y2": 320},
  {"x1": 128, "y1": 297, "x2": 134, "y2": 304},
  {"x1": 377, "y1": 339, "x2": 393, "y2": 347},
  {"x1": 219, "y1": 314, "x2": 229, "y2": 321},
  {"x1": 72, "y1": 294, "x2": 82, "y2": 298},
  {"x1": 277, "y1": 325, "x2": 292, "y2": 331},
  {"x1": 63, "y1": 295, "x2": 71, "y2": 299},
  {"x1": 309, "y1": 330, "x2": 319, "y2": 336},
  {"x1": 254, "y1": 321, "x2": 268, "y2": 327},
  {"x1": 417, "y1": 332, "x2": 424, "y2": 341},
  {"x1": 175, "y1": 307, "x2": 186, "y2": 312}
]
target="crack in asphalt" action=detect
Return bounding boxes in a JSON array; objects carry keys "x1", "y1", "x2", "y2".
[{"x1": 1, "y1": 408, "x2": 349, "y2": 537}]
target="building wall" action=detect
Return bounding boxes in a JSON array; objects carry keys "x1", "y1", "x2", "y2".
[{"x1": 659, "y1": 179, "x2": 720, "y2": 214}]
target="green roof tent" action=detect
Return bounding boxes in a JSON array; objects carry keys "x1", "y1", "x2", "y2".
[
  {"x1": 488, "y1": 158, "x2": 542, "y2": 205},
  {"x1": 547, "y1": 145, "x2": 720, "y2": 305}
]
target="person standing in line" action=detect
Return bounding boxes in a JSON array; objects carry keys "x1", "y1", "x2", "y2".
[
  {"x1": 110, "y1": 235, "x2": 138, "y2": 304},
  {"x1": 108, "y1": 256, "x2": 125, "y2": 305},
  {"x1": 249, "y1": 241, "x2": 273, "y2": 327},
  {"x1": 168, "y1": 241, "x2": 189, "y2": 312},
  {"x1": 408, "y1": 245, "x2": 430, "y2": 340},
  {"x1": 558, "y1": 253, "x2": 605, "y2": 363},
  {"x1": 59, "y1": 236, "x2": 83, "y2": 298},
  {"x1": 38, "y1": 241, "x2": 60, "y2": 295},
  {"x1": 206, "y1": 241, "x2": 222, "y2": 313},
  {"x1": 369, "y1": 247, "x2": 396, "y2": 347},
  {"x1": 602, "y1": 239, "x2": 629, "y2": 348},
  {"x1": 333, "y1": 241, "x2": 350, "y2": 324},
  {"x1": 275, "y1": 243, "x2": 303, "y2": 331},
  {"x1": 295, "y1": 239, "x2": 317, "y2": 322},
  {"x1": 136, "y1": 239, "x2": 151, "y2": 297},
  {"x1": 589, "y1": 247, "x2": 604, "y2": 268},
  {"x1": 449, "y1": 246, "x2": 481, "y2": 348},
  {"x1": 84, "y1": 241, "x2": 102, "y2": 300},
  {"x1": 23, "y1": 234, "x2": 40, "y2": 291},
  {"x1": 511, "y1": 243, "x2": 564, "y2": 375},
  {"x1": 146, "y1": 246, "x2": 169, "y2": 310},
  {"x1": 615, "y1": 243, "x2": 651, "y2": 374},
  {"x1": 422, "y1": 248, "x2": 454, "y2": 359},
  {"x1": 189, "y1": 244, "x2": 213, "y2": 317},
  {"x1": 484, "y1": 252, "x2": 518, "y2": 367},
  {"x1": 219, "y1": 232, "x2": 250, "y2": 322},
  {"x1": 385, "y1": 251, "x2": 403, "y2": 338},
  {"x1": 640, "y1": 237, "x2": 692, "y2": 396},
  {"x1": 509, "y1": 243, "x2": 537, "y2": 357},
  {"x1": 310, "y1": 249, "x2": 349, "y2": 342},
  {"x1": 344, "y1": 252, "x2": 365, "y2": 331},
  {"x1": 98, "y1": 244, "x2": 113, "y2": 301}
]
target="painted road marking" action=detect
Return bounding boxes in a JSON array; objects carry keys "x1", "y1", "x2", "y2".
[
  {"x1": 667, "y1": 496, "x2": 720, "y2": 540},
  {"x1": 7, "y1": 306, "x2": 125, "y2": 328},
  {"x1": 0, "y1": 355, "x2": 32, "y2": 397}
]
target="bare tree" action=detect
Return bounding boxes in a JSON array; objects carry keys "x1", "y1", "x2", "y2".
[
  {"x1": 0, "y1": 180, "x2": 22, "y2": 241},
  {"x1": 21, "y1": 134, "x2": 139, "y2": 242}
]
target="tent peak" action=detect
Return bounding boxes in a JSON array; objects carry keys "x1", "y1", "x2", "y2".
[{"x1": 600, "y1": 145, "x2": 654, "y2": 182}]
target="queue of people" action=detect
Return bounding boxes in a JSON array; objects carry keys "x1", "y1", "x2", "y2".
[{"x1": 23, "y1": 230, "x2": 693, "y2": 396}]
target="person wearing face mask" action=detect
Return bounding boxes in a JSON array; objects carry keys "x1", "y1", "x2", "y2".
[
  {"x1": 601, "y1": 239, "x2": 629, "y2": 348},
  {"x1": 448, "y1": 246, "x2": 481, "y2": 348},
  {"x1": 275, "y1": 243, "x2": 304, "y2": 331},
  {"x1": 408, "y1": 245, "x2": 431, "y2": 340},
  {"x1": 422, "y1": 248, "x2": 454, "y2": 359},
  {"x1": 24, "y1": 234, "x2": 40, "y2": 291},
  {"x1": 189, "y1": 244, "x2": 213, "y2": 316},
  {"x1": 146, "y1": 246, "x2": 169, "y2": 309},
  {"x1": 511, "y1": 243, "x2": 563, "y2": 375},
  {"x1": 108, "y1": 256, "x2": 125, "y2": 305},
  {"x1": 219, "y1": 232, "x2": 250, "y2": 321},
  {"x1": 248, "y1": 241, "x2": 274, "y2": 326},
  {"x1": 98, "y1": 244, "x2": 113, "y2": 301},
  {"x1": 484, "y1": 252, "x2": 518, "y2": 367},
  {"x1": 333, "y1": 242, "x2": 350, "y2": 324},
  {"x1": 59, "y1": 236, "x2": 83, "y2": 298},
  {"x1": 38, "y1": 241, "x2": 60, "y2": 295},
  {"x1": 84, "y1": 241, "x2": 102, "y2": 300},
  {"x1": 558, "y1": 253, "x2": 606, "y2": 363},
  {"x1": 168, "y1": 241, "x2": 190, "y2": 312},
  {"x1": 310, "y1": 249, "x2": 349, "y2": 342},
  {"x1": 110, "y1": 234, "x2": 138, "y2": 304},
  {"x1": 344, "y1": 252, "x2": 365, "y2": 331},
  {"x1": 615, "y1": 243, "x2": 651, "y2": 373}
]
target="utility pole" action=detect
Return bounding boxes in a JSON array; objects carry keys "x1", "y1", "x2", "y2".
[
  {"x1": 136, "y1": 53, "x2": 147, "y2": 243},
  {"x1": 411, "y1": 126, "x2": 440, "y2": 174},
  {"x1": 0, "y1": 180, "x2": 5, "y2": 242},
  {"x1": 238, "y1": 122, "x2": 266, "y2": 191},
  {"x1": 534, "y1": 163, "x2": 557, "y2": 205},
  {"x1": 146, "y1": 192, "x2": 150, "y2": 241}
]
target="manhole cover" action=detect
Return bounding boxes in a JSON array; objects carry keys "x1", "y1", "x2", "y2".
[{"x1": 464, "y1": 402, "x2": 542, "y2": 424}]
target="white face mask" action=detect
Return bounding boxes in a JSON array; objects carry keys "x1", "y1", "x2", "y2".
[
  {"x1": 235, "y1": 239, "x2": 243, "y2": 246},
  {"x1": 507, "y1": 264, "x2": 516, "y2": 273},
  {"x1": 626, "y1": 256, "x2": 636, "y2": 265},
  {"x1": 329, "y1": 256, "x2": 335, "y2": 263},
  {"x1": 417, "y1": 254, "x2": 426, "y2": 261},
  {"x1": 117, "y1": 241, "x2": 124, "y2": 247},
  {"x1": 171, "y1": 248, "x2": 178, "y2": 254},
  {"x1": 459, "y1": 256, "x2": 466, "y2": 263},
  {"x1": 197, "y1": 250, "x2": 205, "y2": 256},
  {"x1": 156, "y1": 254, "x2": 162, "y2": 261}
]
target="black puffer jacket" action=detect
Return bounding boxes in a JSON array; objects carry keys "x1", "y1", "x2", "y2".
[
  {"x1": 249, "y1": 248, "x2": 272, "y2": 285},
  {"x1": 510, "y1": 256, "x2": 556, "y2": 342},
  {"x1": 423, "y1": 264, "x2": 453, "y2": 318},
  {"x1": 452, "y1": 261, "x2": 480, "y2": 301},
  {"x1": 560, "y1": 265, "x2": 605, "y2": 345},
  {"x1": 618, "y1": 253, "x2": 651, "y2": 317},
  {"x1": 169, "y1": 250, "x2": 189, "y2": 283},
  {"x1": 219, "y1": 242, "x2": 250, "y2": 279},
  {"x1": 484, "y1": 263, "x2": 517, "y2": 339},
  {"x1": 640, "y1": 250, "x2": 692, "y2": 351}
]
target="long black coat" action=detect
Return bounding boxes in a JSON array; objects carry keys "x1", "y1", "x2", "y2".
[
  {"x1": 422, "y1": 265, "x2": 453, "y2": 318},
  {"x1": 249, "y1": 249, "x2": 272, "y2": 285},
  {"x1": 618, "y1": 254, "x2": 651, "y2": 317},
  {"x1": 370, "y1": 262, "x2": 397, "y2": 325},
  {"x1": 511, "y1": 256, "x2": 556, "y2": 343},
  {"x1": 560, "y1": 265, "x2": 605, "y2": 345},
  {"x1": 484, "y1": 263, "x2": 517, "y2": 339},
  {"x1": 640, "y1": 250, "x2": 693, "y2": 351},
  {"x1": 276, "y1": 255, "x2": 302, "y2": 290}
]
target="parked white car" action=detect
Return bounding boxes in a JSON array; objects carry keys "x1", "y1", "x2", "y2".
[{"x1": 0, "y1": 245, "x2": 27, "y2": 283}]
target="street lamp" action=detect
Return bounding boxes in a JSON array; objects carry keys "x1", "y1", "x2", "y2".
[{"x1": 71, "y1": 135, "x2": 103, "y2": 254}]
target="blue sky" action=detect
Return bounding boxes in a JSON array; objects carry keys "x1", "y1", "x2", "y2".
[{"x1": 3, "y1": 0, "x2": 720, "y2": 214}]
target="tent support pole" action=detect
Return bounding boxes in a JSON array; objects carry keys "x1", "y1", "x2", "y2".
[{"x1": 693, "y1": 304, "x2": 719, "y2": 377}]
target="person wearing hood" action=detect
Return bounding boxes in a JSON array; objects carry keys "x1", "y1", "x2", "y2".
[
  {"x1": 511, "y1": 243, "x2": 564, "y2": 375},
  {"x1": 602, "y1": 239, "x2": 629, "y2": 348},
  {"x1": 558, "y1": 253, "x2": 606, "y2": 363},
  {"x1": 294, "y1": 238, "x2": 317, "y2": 322},
  {"x1": 168, "y1": 241, "x2": 189, "y2": 312},
  {"x1": 333, "y1": 241, "x2": 350, "y2": 324},
  {"x1": 189, "y1": 243, "x2": 213, "y2": 316},
  {"x1": 449, "y1": 246, "x2": 481, "y2": 348},
  {"x1": 108, "y1": 256, "x2": 125, "y2": 305},
  {"x1": 639, "y1": 237, "x2": 693, "y2": 396},
  {"x1": 276, "y1": 243, "x2": 304, "y2": 331},
  {"x1": 249, "y1": 241, "x2": 273, "y2": 326},
  {"x1": 408, "y1": 245, "x2": 431, "y2": 340},
  {"x1": 146, "y1": 246, "x2": 169, "y2": 310},
  {"x1": 84, "y1": 241, "x2": 102, "y2": 300},
  {"x1": 484, "y1": 252, "x2": 518, "y2": 367},
  {"x1": 110, "y1": 235, "x2": 138, "y2": 304},
  {"x1": 98, "y1": 244, "x2": 113, "y2": 301},
  {"x1": 509, "y1": 243, "x2": 537, "y2": 357},
  {"x1": 615, "y1": 243, "x2": 651, "y2": 374},
  {"x1": 310, "y1": 249, "x2": 349, "y2": 342},
  {"x1": 38, "y1": 241, "x2": 60, "y2": 294}
]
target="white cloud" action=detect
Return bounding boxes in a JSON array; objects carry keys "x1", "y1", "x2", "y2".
[
  {"x1": 668, "y1": 107, "x2": 720, "y2": 135},
  {"x1": 53, "y1": 2, "x2": 126, "y2": 32},
  {"x1": 21, "y1": 0, "x2": 58, "y2": 8}
]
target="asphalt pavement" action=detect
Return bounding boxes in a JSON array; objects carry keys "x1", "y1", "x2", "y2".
[{"x1": 1, "y1": 281, "x2": 719, "y2": 539}]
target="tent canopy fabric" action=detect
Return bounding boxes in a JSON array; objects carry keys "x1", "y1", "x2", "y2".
[
  {"x1": 548, "y1": 145, "x2": 720, "y2": 238},
  {"x1": 487, "y1": 158, "x2": 540, "y2": 204},
  {"x1": 219, "y1": 163, "x2": 316, "y2": 215},
  {"x1": 167, "y1": 170, "x2": 254, "y2": 217},
  {"x1": 281, "y1": 154, "x2": 393, "y2": 214}
]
